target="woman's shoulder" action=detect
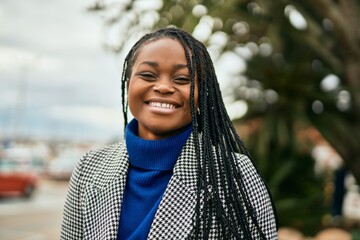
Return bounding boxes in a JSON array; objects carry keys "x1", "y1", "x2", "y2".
[
  {"x1": 86, "y1": 141, "x2": 126, "y2": 160},
  {"x1": 233, "y1": 153, "x2": 256, "y2": 172},
  {"x1": 232, "y1": 153, "x2": 268, "y2": 192},
  {"x1": 76, "y1": 141, "x2": 127, "y2": 175}
]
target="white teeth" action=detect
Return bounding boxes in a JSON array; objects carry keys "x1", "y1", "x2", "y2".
[{"x1": 149, "y1": 102, "x2": 175, "y2": 109}]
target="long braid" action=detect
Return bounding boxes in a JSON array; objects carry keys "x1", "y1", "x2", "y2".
[
  {"x1": 121, "y1": 56, "x2": 129, "y2": 127},
  {"x1": 120, "y1": 27, "x2": 277, "y2": 239},
  {"x1": 202, "y1": 44, "x2": 266, "y2": 238},
  {"x1": 200, "y1": 48, "x2": 250, "y2": 238}
]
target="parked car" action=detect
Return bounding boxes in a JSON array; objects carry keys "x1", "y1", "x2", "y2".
[{"x1": 0, "y1": 159, "x2": 39, "y2": 198}]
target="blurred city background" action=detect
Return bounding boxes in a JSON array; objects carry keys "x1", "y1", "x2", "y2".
[{"x1": 1, "y1": 0, "x2": 359, "y2": 239}]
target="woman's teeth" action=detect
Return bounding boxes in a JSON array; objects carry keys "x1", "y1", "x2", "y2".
[{"x1": 149, "y1": 102, "x2": 176, "y2": 109}]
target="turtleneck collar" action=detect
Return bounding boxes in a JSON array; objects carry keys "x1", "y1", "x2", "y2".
[{"x1": 125, "y1": 119, "x2": 192, "y2": 171}]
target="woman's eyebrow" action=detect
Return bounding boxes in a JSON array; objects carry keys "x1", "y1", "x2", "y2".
[
  {"x1": 139, "y1": 61, "x2": 158, "y2": 67},
  {"x1": 174, "y1": 63, "x2": 187, "y2": 69},
  {"x1": 139, "y1": 61, "x2": 187, "y2": 69}
]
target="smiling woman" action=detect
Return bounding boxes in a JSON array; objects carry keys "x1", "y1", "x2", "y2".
[{"x1": 60, "y1": 28, "x2": 278, "y2": 240}]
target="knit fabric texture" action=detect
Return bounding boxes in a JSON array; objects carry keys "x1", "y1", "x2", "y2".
[{"x1": 117, "y1": 119, "x2": 192, "y2": 240}]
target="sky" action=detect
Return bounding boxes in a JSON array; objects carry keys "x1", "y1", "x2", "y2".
[
  {"x1": 0, "y1": 0, "x2": 123, "y2": 142},
  {"x1": 0, "y1": 0, "x2": 248, "y2": 143}
]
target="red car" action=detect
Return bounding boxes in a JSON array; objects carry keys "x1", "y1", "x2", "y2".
[{"x1": 0, "y1": 159, "x2": 39, "y2": 198}]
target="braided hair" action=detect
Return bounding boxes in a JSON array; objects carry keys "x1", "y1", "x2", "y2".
[{"x1": 121, "y1": 27, "x2": 277, "y2": 239}]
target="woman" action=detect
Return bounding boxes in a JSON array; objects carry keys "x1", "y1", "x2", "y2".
[{"x1": 61, "y1": 27, "x2": 278, "y2": 239}]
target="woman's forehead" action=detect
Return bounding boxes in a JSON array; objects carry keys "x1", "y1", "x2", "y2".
[
  {"x1": 133, "y1": 38, "x2": 189, "y2": 65},
  {"x1": 141, "y1": 37, "x2": 184, "y2": 54}
]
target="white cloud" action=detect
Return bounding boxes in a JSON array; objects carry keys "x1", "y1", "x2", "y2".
[
  {"x1": 0, "y1": 0, "x2": 122, "y2": 141},
  {"x1": 0, "y1": 45, "x2": 63, "y2": 73},
  {"x1": 0, "y1": 0, "x2": 102, "y2": 51},
  {"x1": 48, "y1": 105, "x2": 123, "y2": 128}
]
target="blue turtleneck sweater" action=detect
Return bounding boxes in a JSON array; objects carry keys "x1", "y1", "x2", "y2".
[{"x1": 117, "y1": 119, "x2": 192, "y2": 240}]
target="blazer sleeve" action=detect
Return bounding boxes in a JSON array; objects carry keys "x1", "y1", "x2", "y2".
[
  {"x1": 60, "y1": 151, "x2": 90, "y2": 239},
  {"x1": 237, "y1": 154, "x2": 278, "y2": 239}
]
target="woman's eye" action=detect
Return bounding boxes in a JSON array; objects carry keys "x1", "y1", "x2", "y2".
[
  {"x1": 139, "y1": 73, "x2": 156, "y2": 80},
  {"x1": 174, "y1": 77, "x2": 190, "y2": 84}
]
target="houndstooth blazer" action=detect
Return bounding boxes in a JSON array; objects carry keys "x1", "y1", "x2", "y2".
[{"x1": 60, "y1": 135, "x2": 278, "y2": 239}]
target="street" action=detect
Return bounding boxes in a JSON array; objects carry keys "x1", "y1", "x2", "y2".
[{"x1": 0, "y1": 179, "x2": 69, "y2": 240}]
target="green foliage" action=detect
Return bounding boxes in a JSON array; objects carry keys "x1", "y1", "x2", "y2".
[{"x1": 236, "y1": 111, "x2": 328, "y2": 234}]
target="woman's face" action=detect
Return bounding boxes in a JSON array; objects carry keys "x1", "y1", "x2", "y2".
[{"x1": 127, "y1": 38, "x2": 198, "y2": 140}]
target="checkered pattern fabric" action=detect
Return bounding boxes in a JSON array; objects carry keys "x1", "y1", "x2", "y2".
[{"x1": 60, "y1": 135, "x2": 278, "y2": 239}]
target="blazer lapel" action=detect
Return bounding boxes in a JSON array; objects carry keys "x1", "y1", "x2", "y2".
[
  {"x1": 148, "y1": 135, "x2": 199, "y2": 239},
  {"x1": 83, "y1": 144, "x2": 129, "y2": 240}
]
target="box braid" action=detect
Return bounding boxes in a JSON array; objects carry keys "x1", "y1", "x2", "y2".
[{"x1": 120, "y1": 27, "x2": 277, "y2": 239}]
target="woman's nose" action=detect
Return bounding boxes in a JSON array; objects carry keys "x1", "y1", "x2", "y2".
[{"x1": 153, "y1": 81, "x2": 175, "y2": 94}]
